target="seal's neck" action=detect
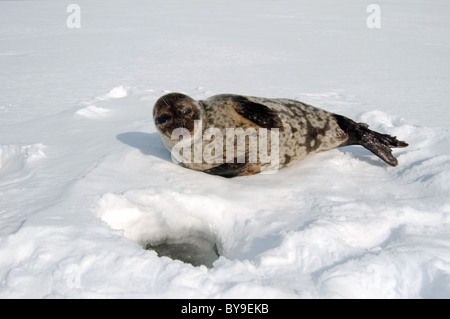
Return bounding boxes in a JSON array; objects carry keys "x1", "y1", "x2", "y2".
[{"x1": 196, "y1": 100, "x2": 210, "y2": 132}]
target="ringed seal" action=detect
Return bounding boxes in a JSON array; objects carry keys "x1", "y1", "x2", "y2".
[{"x1": 153, "y1": 93, "x2": 408, "y2": 177}]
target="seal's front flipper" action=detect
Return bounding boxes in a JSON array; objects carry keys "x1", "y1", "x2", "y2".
[
  {"x1": 333, "y1": 114, "x2": 408, "y2": 167},
  {"x1": 203, "y1": 162, "x2": 261, "y2": 178}
]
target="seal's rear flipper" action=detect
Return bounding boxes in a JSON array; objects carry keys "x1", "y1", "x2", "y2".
[{"x1": 333, "y1": 114, "x2": 408, "y2": 166}]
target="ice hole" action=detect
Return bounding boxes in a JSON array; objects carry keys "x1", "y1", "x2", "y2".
[{"x1": 144, "y1": 234, "x2": 220, "y2": 268}]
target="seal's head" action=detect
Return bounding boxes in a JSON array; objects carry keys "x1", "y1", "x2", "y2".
[{"x1": 153, "y1": 93, "x2": 201, "y2": 137}]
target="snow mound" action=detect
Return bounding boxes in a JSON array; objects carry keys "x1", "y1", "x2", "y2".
[
  {"x1": 0, "y1": 144, "x2": 46, "y2": 173},
  {"x1": 107, "y1": 86, "x2": 128, "y2": 99},
  {"x1": 97, "y1": 189, "x2": 222, "y2": 245},
  {"x1": 75, "y1": 105, "x2": 111, "y2": 119},
  {"x1": 75, "y1": 86, "x2": 130, "y2": 118},
  {"x1": 95, "y1": 86, "x2": 129, "y2": 101}
]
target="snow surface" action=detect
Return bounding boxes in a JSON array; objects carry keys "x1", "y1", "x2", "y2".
[{"x1": 1, "y1": 0, "x2": 450, "y2": 298}]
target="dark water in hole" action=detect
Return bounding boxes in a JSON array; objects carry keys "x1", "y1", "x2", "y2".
[{"x1": 145, "y1": 235, "x2": 220, "y2": 268}]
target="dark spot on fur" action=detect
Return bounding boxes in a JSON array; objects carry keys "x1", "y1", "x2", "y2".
[
  {"x1": 284, "y1": 154, "x2": 292, "y2": 165},
  {"x1": 230, "y1": 96, "x2": 284, "y2": 131},
  {"x1": 302, "y1": 116, "x2": 331, "y2": 153}
]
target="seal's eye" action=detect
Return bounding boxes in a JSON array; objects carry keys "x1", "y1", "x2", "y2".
[
  {"x1": 183, "y1": 108, "x2": 192, "y2": 115},
  {"x1": 156, "y1": 114, "x2": 172, "y2": 125}
]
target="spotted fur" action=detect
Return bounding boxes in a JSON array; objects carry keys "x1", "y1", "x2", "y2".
[{"x1": 200, "y1": 94, "x2": 348, "y2": 168}]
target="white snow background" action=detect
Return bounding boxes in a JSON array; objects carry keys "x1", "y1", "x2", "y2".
[{"x1": 1, "y1": 0, "x2": 450, "y2": 298}]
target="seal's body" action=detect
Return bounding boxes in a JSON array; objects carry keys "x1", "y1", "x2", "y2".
[{"x1": 153, "y1": 93, "x2": 408, "y2": 177}]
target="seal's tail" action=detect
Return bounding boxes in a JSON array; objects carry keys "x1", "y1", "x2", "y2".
[{"x1": 333, "y1": 114, "x2": 408, "y2": 166}]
